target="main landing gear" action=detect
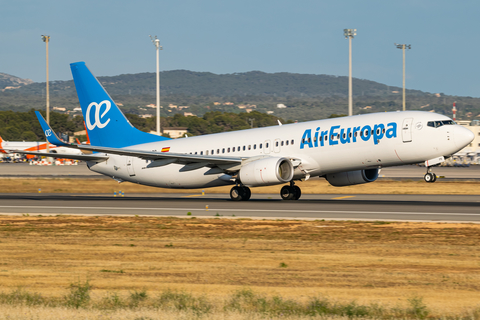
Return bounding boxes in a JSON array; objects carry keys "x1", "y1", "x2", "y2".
[
  {"x1": 280, "y1": 181, "x2": 301, "y2": 200},
  {"x1": 229, "y1": 181, "x2": 303, "y2": 201},
  {"x1": 424, "y1": 167, "x2": 437, "y2": 183},
  {"x1": 230, "y1": 185, "x2": 251, "y2": 201}
]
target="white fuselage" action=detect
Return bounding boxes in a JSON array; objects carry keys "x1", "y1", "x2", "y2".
[
  {"x1": 0, "y1": 140, "x2": 81, "y2": 158},
  {"x1": 87, "y1": 111, "x2": 474, "y2": 189}
]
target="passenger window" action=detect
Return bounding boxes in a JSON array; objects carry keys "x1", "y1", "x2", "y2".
[
  {"x1": 222, "y1": 148, "x2": 225, "y2": 153},
  {"x1": 276, "y1": 141, "x2": 279, "y2": 147},
  {"x1": 206, "y1": 150, "x2": 209, "y2": 155},
  {"x1": 266, "y1": 143, "x2": 269, "y2": 148},
  {"x1": 291, "y1": 140, "x2": 294, "y2": 145},
  {"x1": 253, "y1": 145, "x2": 256, "y2": 150},
  {"x1": 227, "y1": 147, "x2": 230, "y2": 153},
  {"x1": 260, "y1": 143, "x2": 263, "y2": 148},
  {"x1": 281, "y1": 141, "x2": 284, "y2": 146},
  {"x1": 217, "y1": 149, "x2": 220, "y2": 154},
  {"x1": 233, "y1": 147, "x2": 235, "y2": 152},
  {"x1": 248, "y1": 145, "x2": 251, "y2": 150},
  {"x1": 200, "y1": 151, "x2": 203, "y2": 155},
  {"x1": 211, "y1": 150, "x2": 214, "y2": 155},
  {"x1": 195, "y1": 152, "x2": 197, "y2": 155},
  {"x1": 286, "y1": 140, "x2": 289, "y2": 146},
  {"x1": 243, "y1": 146, "x2": 246, "y2": 151}
]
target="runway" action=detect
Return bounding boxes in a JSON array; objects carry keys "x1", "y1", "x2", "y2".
[
  {"x1": 2, "y1": 163, "x2": 480, "y2": 180},
  {"x1": 0, "y1": 193, "x2": 479, "y2": 222}
]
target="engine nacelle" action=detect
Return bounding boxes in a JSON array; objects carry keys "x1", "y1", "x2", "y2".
[
  {"x1": 325, "y1": 168, "x2": 380, "y2": 187},
  {"x1": 239, "y1": 157, "x2": 294, "y2": 187}
]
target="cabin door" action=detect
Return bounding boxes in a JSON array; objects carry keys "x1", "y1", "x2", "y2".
[
  {"x1": 274, "y1": 139, "x2": 281, "y2": 153},
  {"x1": 126, "y1": 157, "x2": 136, "y2": 176},
  {"x1": 402, "y1": 118, "x2": 413, "y2": 143},
  {"x1": 264, "y1": 140, "x2": 271, "y2": 154}
]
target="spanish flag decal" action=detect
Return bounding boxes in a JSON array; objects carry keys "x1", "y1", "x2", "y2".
[{"x1": 161, "y1": 147, "x2": 170, "y2": 153}]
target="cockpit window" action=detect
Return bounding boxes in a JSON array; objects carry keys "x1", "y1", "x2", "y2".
[{"x1": 427, "y1": 120, "x2": 456, "y2": 128}]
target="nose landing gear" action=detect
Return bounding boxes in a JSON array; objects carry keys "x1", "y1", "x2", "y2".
[
  {"x1": 280, "y1": 181, "x2": 302, "y2": 200},
  {"x1": 424, "y1": 167, "x2": 437, "y2": 183}
]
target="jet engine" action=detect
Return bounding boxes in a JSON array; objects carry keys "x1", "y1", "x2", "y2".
[
  {"x1": 239, "y1": 157, "x2": 294, "y2": 187},
  {"x1": 325, "y1": 168, "x2": 380, "y2": 187}
]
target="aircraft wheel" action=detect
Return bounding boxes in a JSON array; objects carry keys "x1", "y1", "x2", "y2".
[
  {"x1": 293, "y1": 186, "x2": 302, "y2": 200},
  {"x1": 242, "y1": 187, "x2": 251, "y2": 201},
  {"x1": 230, "y1": 186, "x2": 251, "y2": 201},
  {"x1": 424, "y1": 172, "x2": 436, "y2": 183},
  {"x1": 280, "y1": 185, "x2": 295, "y2": 200},
  {"x1": 230, "y1": 186, "x2": 244, "y2": 201}
]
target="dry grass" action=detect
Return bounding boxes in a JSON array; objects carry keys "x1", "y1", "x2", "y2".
[
  {"x1": 1, "y1": 177, "x2": 480, "y2": 195},
  {"x1": 0, "y1": 215, "x2": 480, "y2": 318}
]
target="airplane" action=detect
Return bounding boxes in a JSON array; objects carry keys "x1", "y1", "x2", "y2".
[
  {"x1": 15, "y1": 61, "x2": 475, "y2": 200},
  {"x1": 0, "y1": 135, "x2": 82, "y2": 159}
]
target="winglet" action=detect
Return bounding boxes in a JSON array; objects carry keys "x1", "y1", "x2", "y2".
[{"x1": 35, "y1": 111, "x2": 69, "y2": 147}]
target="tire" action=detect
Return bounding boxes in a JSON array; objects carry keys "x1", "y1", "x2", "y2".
[
  {"x1": 280, "y1": 185, "x2": 295, "y2": 200},
  {"x1": 242, "y1": 187, "x2": 251, "y2": 201},
  {"x1": 230, "y1": 186, "x2": 244, "y2": 201},
  {"x1": 293, "y1": 186, "x2": 301, "y2": 200},
  {"x1": 431, "y1": 173, "x2": 437, "y2": 183},
  {"x1": 424, "y1": 173, "x2": 434, "y2": 183}
]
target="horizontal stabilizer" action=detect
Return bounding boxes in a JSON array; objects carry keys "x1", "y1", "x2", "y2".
[{"x1": 11, "y1": 150, "x2": 108, "y2": 161}]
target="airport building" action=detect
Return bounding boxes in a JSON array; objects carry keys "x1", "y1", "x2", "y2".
[{"x1": 455, "y1": 120, "x2": 480, "y2": 164}]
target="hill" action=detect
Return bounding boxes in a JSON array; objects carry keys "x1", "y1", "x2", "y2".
[
  {"x1": 1, "y1": 70, "x2": 480, "y2": 121},
  {"x1": 0, "y1": 73, "x2": 33, "y2": 91},
  {"x1": 10, "y1": 70, "x2": 427, "y2": 98}
]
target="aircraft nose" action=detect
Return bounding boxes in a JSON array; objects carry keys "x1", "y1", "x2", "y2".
[{"x1": 454, "y1": 125, "x2": 474, "y2": 149}]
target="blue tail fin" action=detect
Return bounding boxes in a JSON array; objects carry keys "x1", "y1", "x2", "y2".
[{"x1": 70, "y1": 61, "x2": 170, "y2": 148}]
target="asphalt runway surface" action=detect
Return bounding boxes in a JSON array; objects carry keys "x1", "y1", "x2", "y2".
[
  {"x1": 0, "y1": 193, "x2": 479, "y2": 222},
  {"x1": 2, "y1": 163, "x2": 480, "y2": 180},
  {"x1": 1, "y1": 163, "x2": 479, "y2": 222}
]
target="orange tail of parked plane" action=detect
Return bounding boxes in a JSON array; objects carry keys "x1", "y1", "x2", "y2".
[
  {"x1": 0, "y1": 135, "x2": 56, "y2": 159},
  {"x1": 0, "y1": 135, "x2": 6, "y2": 154}
]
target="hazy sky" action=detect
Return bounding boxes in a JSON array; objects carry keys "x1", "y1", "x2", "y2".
[{"x1": 1, "y1": 0, "x2": 479, "y2": 97}]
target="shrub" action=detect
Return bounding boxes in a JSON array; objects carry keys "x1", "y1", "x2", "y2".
[{"x1": 64, "y1": 280, "x2": 91, "y2": 308}]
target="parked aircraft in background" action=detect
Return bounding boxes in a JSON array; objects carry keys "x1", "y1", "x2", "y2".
[
  {"x1": 15, "y1": 62, "x2": 475, "y2": 200},
  {"x1": 0, "y1": 135, "x2": 83, "y2": 160}
]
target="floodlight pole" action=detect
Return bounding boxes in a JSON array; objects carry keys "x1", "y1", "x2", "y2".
[
  {"x1": 344, "y1": 29, "x2": 356, "y2": 116},
  {"x1": 42, "y1": 35, "x2": 50, "y2": 152},
  {"x1": 150, "y1": 35, "x2": 163, "y2": 136},
  {"x1": 395, "y1": 43, "x2": 411, "y2": 111}
]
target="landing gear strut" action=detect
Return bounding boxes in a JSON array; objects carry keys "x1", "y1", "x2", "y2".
[
  {"x1": 280, "y1": 181, "x2": 301, "y2": 200},
  {"x1": 230, "y1": 185, "x2": 251, "y2": 201},
  {"x1": 424, "y1": 167, "x2": 437, "y2": 183}
]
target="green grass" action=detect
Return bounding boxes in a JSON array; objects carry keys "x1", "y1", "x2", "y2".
[{"x1": 1, "y1": 284, "x2": 479, "y2": 319}]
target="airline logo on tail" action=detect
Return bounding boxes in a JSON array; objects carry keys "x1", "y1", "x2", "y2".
[{"x1": 86, "y1": 100, "x2": 111, "y2": 130}]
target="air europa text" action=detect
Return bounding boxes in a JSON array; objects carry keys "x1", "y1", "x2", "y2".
[{"x1": 300, "y1": 122, "x2": 398, "y2": 149}]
